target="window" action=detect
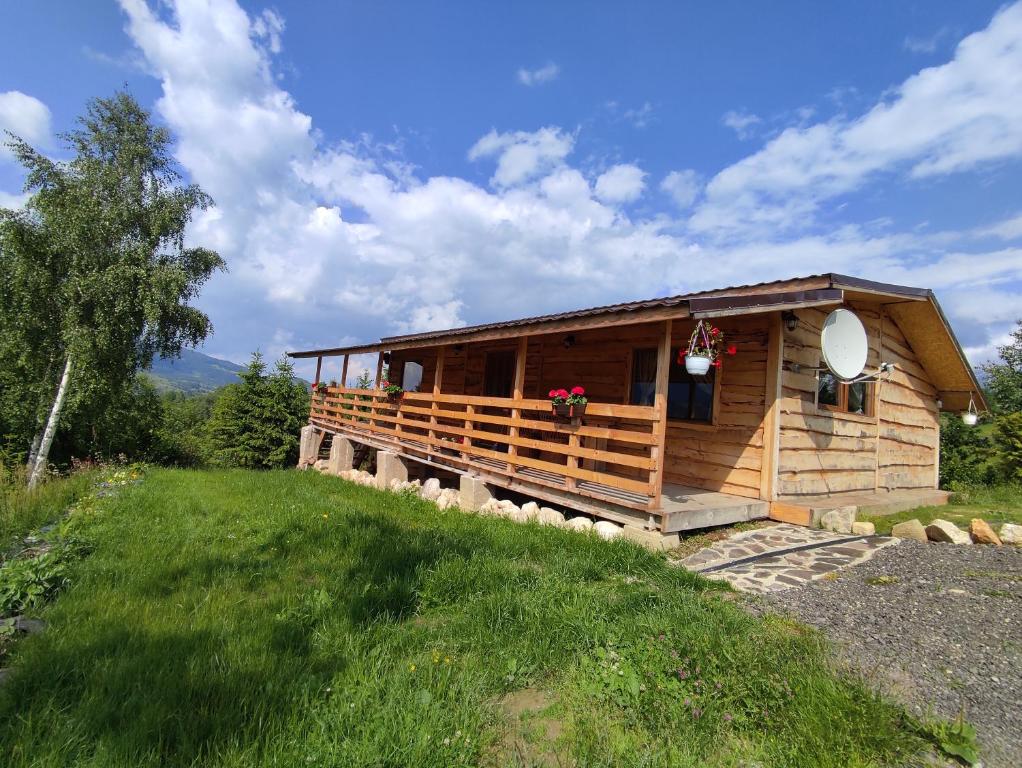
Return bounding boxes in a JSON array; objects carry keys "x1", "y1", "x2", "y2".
[
  {"x1": 483, "y1": 350, "x2": 516, "y2": 398},
  {"x1": 629, "y1": 348, "x2": 715, "y2": 423},
  {"x1": 817, "y1": 372, "x2": 872, "y2": 416},
  {"x1": 401, "y1": 361, "x2": 423, "y2": 392}
]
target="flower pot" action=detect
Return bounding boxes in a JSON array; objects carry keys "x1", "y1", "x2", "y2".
[
  {"x1": 552, "y1": 403, "x2": 571, "y2": 418},
  {"x1": 962, "y1": 412, "x2": 978, "y2": 426},
  {"x1": 569, "y1": 402, "x2": 587, "y2": 418},
  {"x1": 685, "y1": 354, "x2": 712, "y2": 376}
]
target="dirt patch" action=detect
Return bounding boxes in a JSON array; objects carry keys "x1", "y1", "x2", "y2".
[
  {"x1": 669, "y1": 520, "x2": 775, "y2": 559},
  {"x1": 488, "y1": 687, "x2": 570, "y2": 767}
]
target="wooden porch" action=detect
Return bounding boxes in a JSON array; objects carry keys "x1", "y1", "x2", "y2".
[{"x1": 308, "y1": 385, "x2": 672, "y2": 525}]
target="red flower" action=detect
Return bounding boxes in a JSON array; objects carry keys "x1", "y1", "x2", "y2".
[
  {"x1": 557, "y1": 388, "x2": 569, "y2": 399},
  {"x1": 548, "y1": 389, "x2": 559, "y2": 399},
  {"x1": 570, "y1": 386, "x2": 585, "y2": 396},
  {"x1": 711, "y1": 328, "x2": 720, "y2": 337},
  {"x1": 382, "y1": 380, "x2": 389, "y2": 388},
  {"x1": 713, "y1": 359, "x2": 722, "y2": 368},
  {"x1": 726, "y1": 344, "x2": 737, "y2": 356}
]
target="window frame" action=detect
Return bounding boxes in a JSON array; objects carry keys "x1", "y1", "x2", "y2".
[
  {"x1": 626, "y1": 347, "x2": 720, "y2": 426},
  {"x1": 815, "y1": 371, "x2": 874, "y2": 419}
]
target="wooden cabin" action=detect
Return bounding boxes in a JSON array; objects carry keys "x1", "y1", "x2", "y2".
[{"x1": 289, "y1": 274, "x2": 985, "y2": 532}]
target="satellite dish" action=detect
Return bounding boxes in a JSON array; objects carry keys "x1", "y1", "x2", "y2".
[{"x1": 820, "y1": 309, "x2": 868, "y2": 381}]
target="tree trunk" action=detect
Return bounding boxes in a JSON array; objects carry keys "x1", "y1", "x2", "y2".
[
  {"x1": 28, "y1": 354, "x2": 73, "y2": 490},
  {"x1": 26, "y1": 427, "x2": 43, "y2": 473}
]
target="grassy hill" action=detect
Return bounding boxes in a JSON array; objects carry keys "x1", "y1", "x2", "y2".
[
  {"x1": 0, "y1": 468, "x2": 930, "y2": 767},
  {"x1": 145, "y1": 348, "x2": 246, "y2": 393}
]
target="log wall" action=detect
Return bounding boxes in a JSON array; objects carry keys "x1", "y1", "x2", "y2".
[{"x1": 776, "y1": 302, "x2": 939, "y2": 499}]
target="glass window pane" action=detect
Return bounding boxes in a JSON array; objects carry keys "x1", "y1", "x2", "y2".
[
  {"x1": 818, "y1": 373, "x2": 839, "y2": 407},
  {"x1": 630, "y1": 349, "x2": 657, "y2": 406},
  {"x1": 847, "y1": 382, "x2": 868, "y2": 414},
  {"x1": 402, "y1": 362, "x2": 423, "y2": 392},
  {"x1": 667, "y1": 381, "x2": 692, "y2": 419},
  {"x1": 693, "y1": 382, "x2": 714, "y2": 420}
]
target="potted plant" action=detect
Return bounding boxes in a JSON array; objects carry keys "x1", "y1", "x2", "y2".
[
  {"x1": 567, "y1": 386, "x2": 587, "y2": 418},
  {"x1": 314, "y1": 381, "x2": 328, "y2": 396},
  {"x1": 680, "y1": 320, "x2": 736, "y2": 376},
  {"x1": 549, "y1": 388, "x2": 571, "y2": 418},
  {"x1": 382, "y1": 380, "x2": 404, "y2": 401}
]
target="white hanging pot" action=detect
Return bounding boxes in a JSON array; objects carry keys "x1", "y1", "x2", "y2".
[
  {"x1": 962, "y1": 394, "x2": 979, "y2": 426},
  {"x1": 685, "y1": 355, "x2": 712, "y2": 376}
]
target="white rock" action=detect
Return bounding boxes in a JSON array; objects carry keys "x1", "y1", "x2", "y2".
[
  {"x1": 436, "y1": 494, "x2": 456, "y2": 511},
  {"x1": 497, "y1": 499, "x2": 517, "y2": 511},
  {"x1": 594, "y1": 520, "x2": 622, "y2": 540},
  {"x1": 925, "y1": 519, "x2": 972, "y2": 545},
  {"x1": 851, "y1": 521, "x2": 875, "y2": 536},
  {"x1": 420, "y1": 478, "x2": 442, "y2": 501},
  {"x1": 389, "y1": 478, "x2": 402, "y2": 491},
  {"x1": 565, "y1": 516, "x2": 594, "y2": 532},
  {"x1": 520, "y1": 501, "x2": 540, "y2": 521},
  {"x1": 820, "y1": 506, "x2": 855, "y2": 534},
  {"x1": 538, "y1": 507, "x2": 566, "y2": 526},
  {"x1": 478, "y1": 499, "x2": 501, "y2": 516},
  {"x1": 501, "y1": 504, "x2": 523, "y2": 520},
  {"x1": 998, "y1": 523, "x2": 1022, "y2": 545}
]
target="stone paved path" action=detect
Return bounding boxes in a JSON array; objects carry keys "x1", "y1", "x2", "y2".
[{"x1": 676, "y1": 523, "x2": 899, "y2": 593}]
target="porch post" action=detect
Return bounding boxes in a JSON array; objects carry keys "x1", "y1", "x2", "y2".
[
  {"x1": 429, "y1": 345, "x2": 446, "y2": 453},
  {"x1": 371, "y1": 351, "x2": 385, "y2": 434},
  {"x1": 341, "y1": 354, "x2": 349, "y2": 388},
  {"x1": 314, "y1": 355, "x2": 323, "y2": 386},
  {"x1": 374, "y1": 351, "x2": 385, "y2": 387},
  {"x1": 649, "y1": 319, "x2": 672, "y2": 512},
  {"x1": 760, "y1": 313, "x2": 783, "y2": 501},
  {"x1": 508, "y1": 336, "x2": 528, "y2": 471}
]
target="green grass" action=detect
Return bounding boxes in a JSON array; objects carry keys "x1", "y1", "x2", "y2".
[
  {"x1": 859, "y1": 484, "x2": 1022, "y2": 535},
  {"x1": 0, "y1": 469, "x2": 928, "y2": 767},
  {"x1": 0, "y1": 469, "x2": 95, "y2": 556}
]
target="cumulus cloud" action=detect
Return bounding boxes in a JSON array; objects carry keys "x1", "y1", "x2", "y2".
[
  {"x1": 0, "y1": 91, "x2": 52, "y2": 160},
  {"x1": 468, "y1": 126, "x2": 574, "y2": 187},
  {"x1": 594, "y1": 164, "x2": 646, "y2": 203},
  {"x1": 517, "y1": 62, "x2": 559, "y2": 86},
  {"x1": 112, "y1": 0, "x2": 1022, "y2": 377},
  {"x1": 660, "y1": 170, "x2": 700, "y2": 209}
]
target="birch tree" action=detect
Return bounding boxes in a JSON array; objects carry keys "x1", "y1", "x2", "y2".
[{"x1": 0, "y1": 92, "x2": 224, "y2": 487}]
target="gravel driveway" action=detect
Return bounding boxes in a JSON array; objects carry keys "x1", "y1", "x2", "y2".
[{"x1": 751, "y1": 540, "x2": 1021, "y2": 768}]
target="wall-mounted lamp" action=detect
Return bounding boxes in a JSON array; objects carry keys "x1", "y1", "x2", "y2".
[
  {"x1": 452, "y1": 344, "x2": 463, "y2": 353},
  {"x1": 563, "y1": 334, "x2": 576, "y2": 349},
  {"x1": 382, "y1": 351, "x2": 391, "y2": 364},
  {"x1": 782, "y1": 311, "x2": 799, "y2": 332}
]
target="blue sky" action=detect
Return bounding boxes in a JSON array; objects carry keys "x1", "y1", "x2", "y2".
[{"x1": 1, "y1": 0, "x2": 1020, "y2": 381}]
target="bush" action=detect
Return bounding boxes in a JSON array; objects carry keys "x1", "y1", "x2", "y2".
[{"x1": 938, "y1": 413, "x2": 990, "y2": 488}]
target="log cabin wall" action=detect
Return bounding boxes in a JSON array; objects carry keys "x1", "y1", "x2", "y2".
[
  {"x1": 390, "y1": 317, "x2": 770, "y2": 500},
  {"x1": 777, "y1": 302, "x2": 939, "y2": 499}
]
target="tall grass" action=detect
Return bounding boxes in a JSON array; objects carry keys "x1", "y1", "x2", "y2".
[
  {"x1": 0, "y1": 466, "x2": 95, "y2": 556},
  {"x1": 0, "y1": 469, "x2": 926, "y2": 767}
]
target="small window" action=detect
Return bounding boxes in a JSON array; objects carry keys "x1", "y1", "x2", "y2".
[
  {"x1": 630, "y1": 348, "x2": 715, "y2": 423},
  {"x1": 817, "y1": 372, "x2": 872, "y2": 416},
  {"x1": 401, "y1": 361, "x2": 424, "y2": 392}
]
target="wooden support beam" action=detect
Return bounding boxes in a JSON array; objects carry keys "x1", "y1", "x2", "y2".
[
  {"x1": 759, "y1": 312, "x2": 783, "y2": 501},
  {"x1": 429, "y1": 345, "x2": 446, "y2": 450},
  {"x1": 649, "y1": 319, "x2": 672, "y2": 514},
  {"x1": 374, "y1": 352, "x2": 385, "y2": 387},
  {"x1": 314, "y1": 355, "x2": 323, "y2": 386},
  {"x1": 508, "y1": 336, "x2": 528, "y2": 468},
  {"x1": 341, "y1": 354, "x2": 349, "y2": 388}
]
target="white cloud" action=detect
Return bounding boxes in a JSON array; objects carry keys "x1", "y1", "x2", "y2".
[
  {"x1": 693, "y1": 3, "x2": 1022, "y2": 236},
  {"x1": 594, "y1": 164, "x2": 646, "y2": 203},
  {"x1": 721, "y1": 110, "x2": 761, "y2": 140},
  {"x1": 467, "y1": 127, "x2": 573, "y2": 187},
  {"x1": 115, "y1": 0, "x2": 1022, "y2": 375},
  {"x1": 977, "y1": 211, "x2": 1022, "y2": 240},
  {"x1": 517, "y1": 62, "x2": 559, "y2": 86},
  {"x1": 0, "y1": 91, "x2": 52, "y2": 160},
  {"x1": 623, "y1": 101, "x2": 654, "y2": 128},
  {"x1": 660, "y1": 170, "x2": 700, "y2": 209}
]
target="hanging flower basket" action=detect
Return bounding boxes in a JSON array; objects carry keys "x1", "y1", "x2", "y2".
[
  {"x1": 680, "y1": 321, "x2": 736, "y2": 376},
  {"x1": 314, "y1": 381, "x2": 328, "y2": 396}
]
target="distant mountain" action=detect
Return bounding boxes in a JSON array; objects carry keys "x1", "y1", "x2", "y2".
[{"x1": 145, "y1": 349, "x2": 246, "y2": 394}]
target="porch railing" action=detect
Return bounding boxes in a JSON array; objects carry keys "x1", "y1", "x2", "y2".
[{"x1": 308, "y1": 387, "x2": 661, "y2": 511}]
